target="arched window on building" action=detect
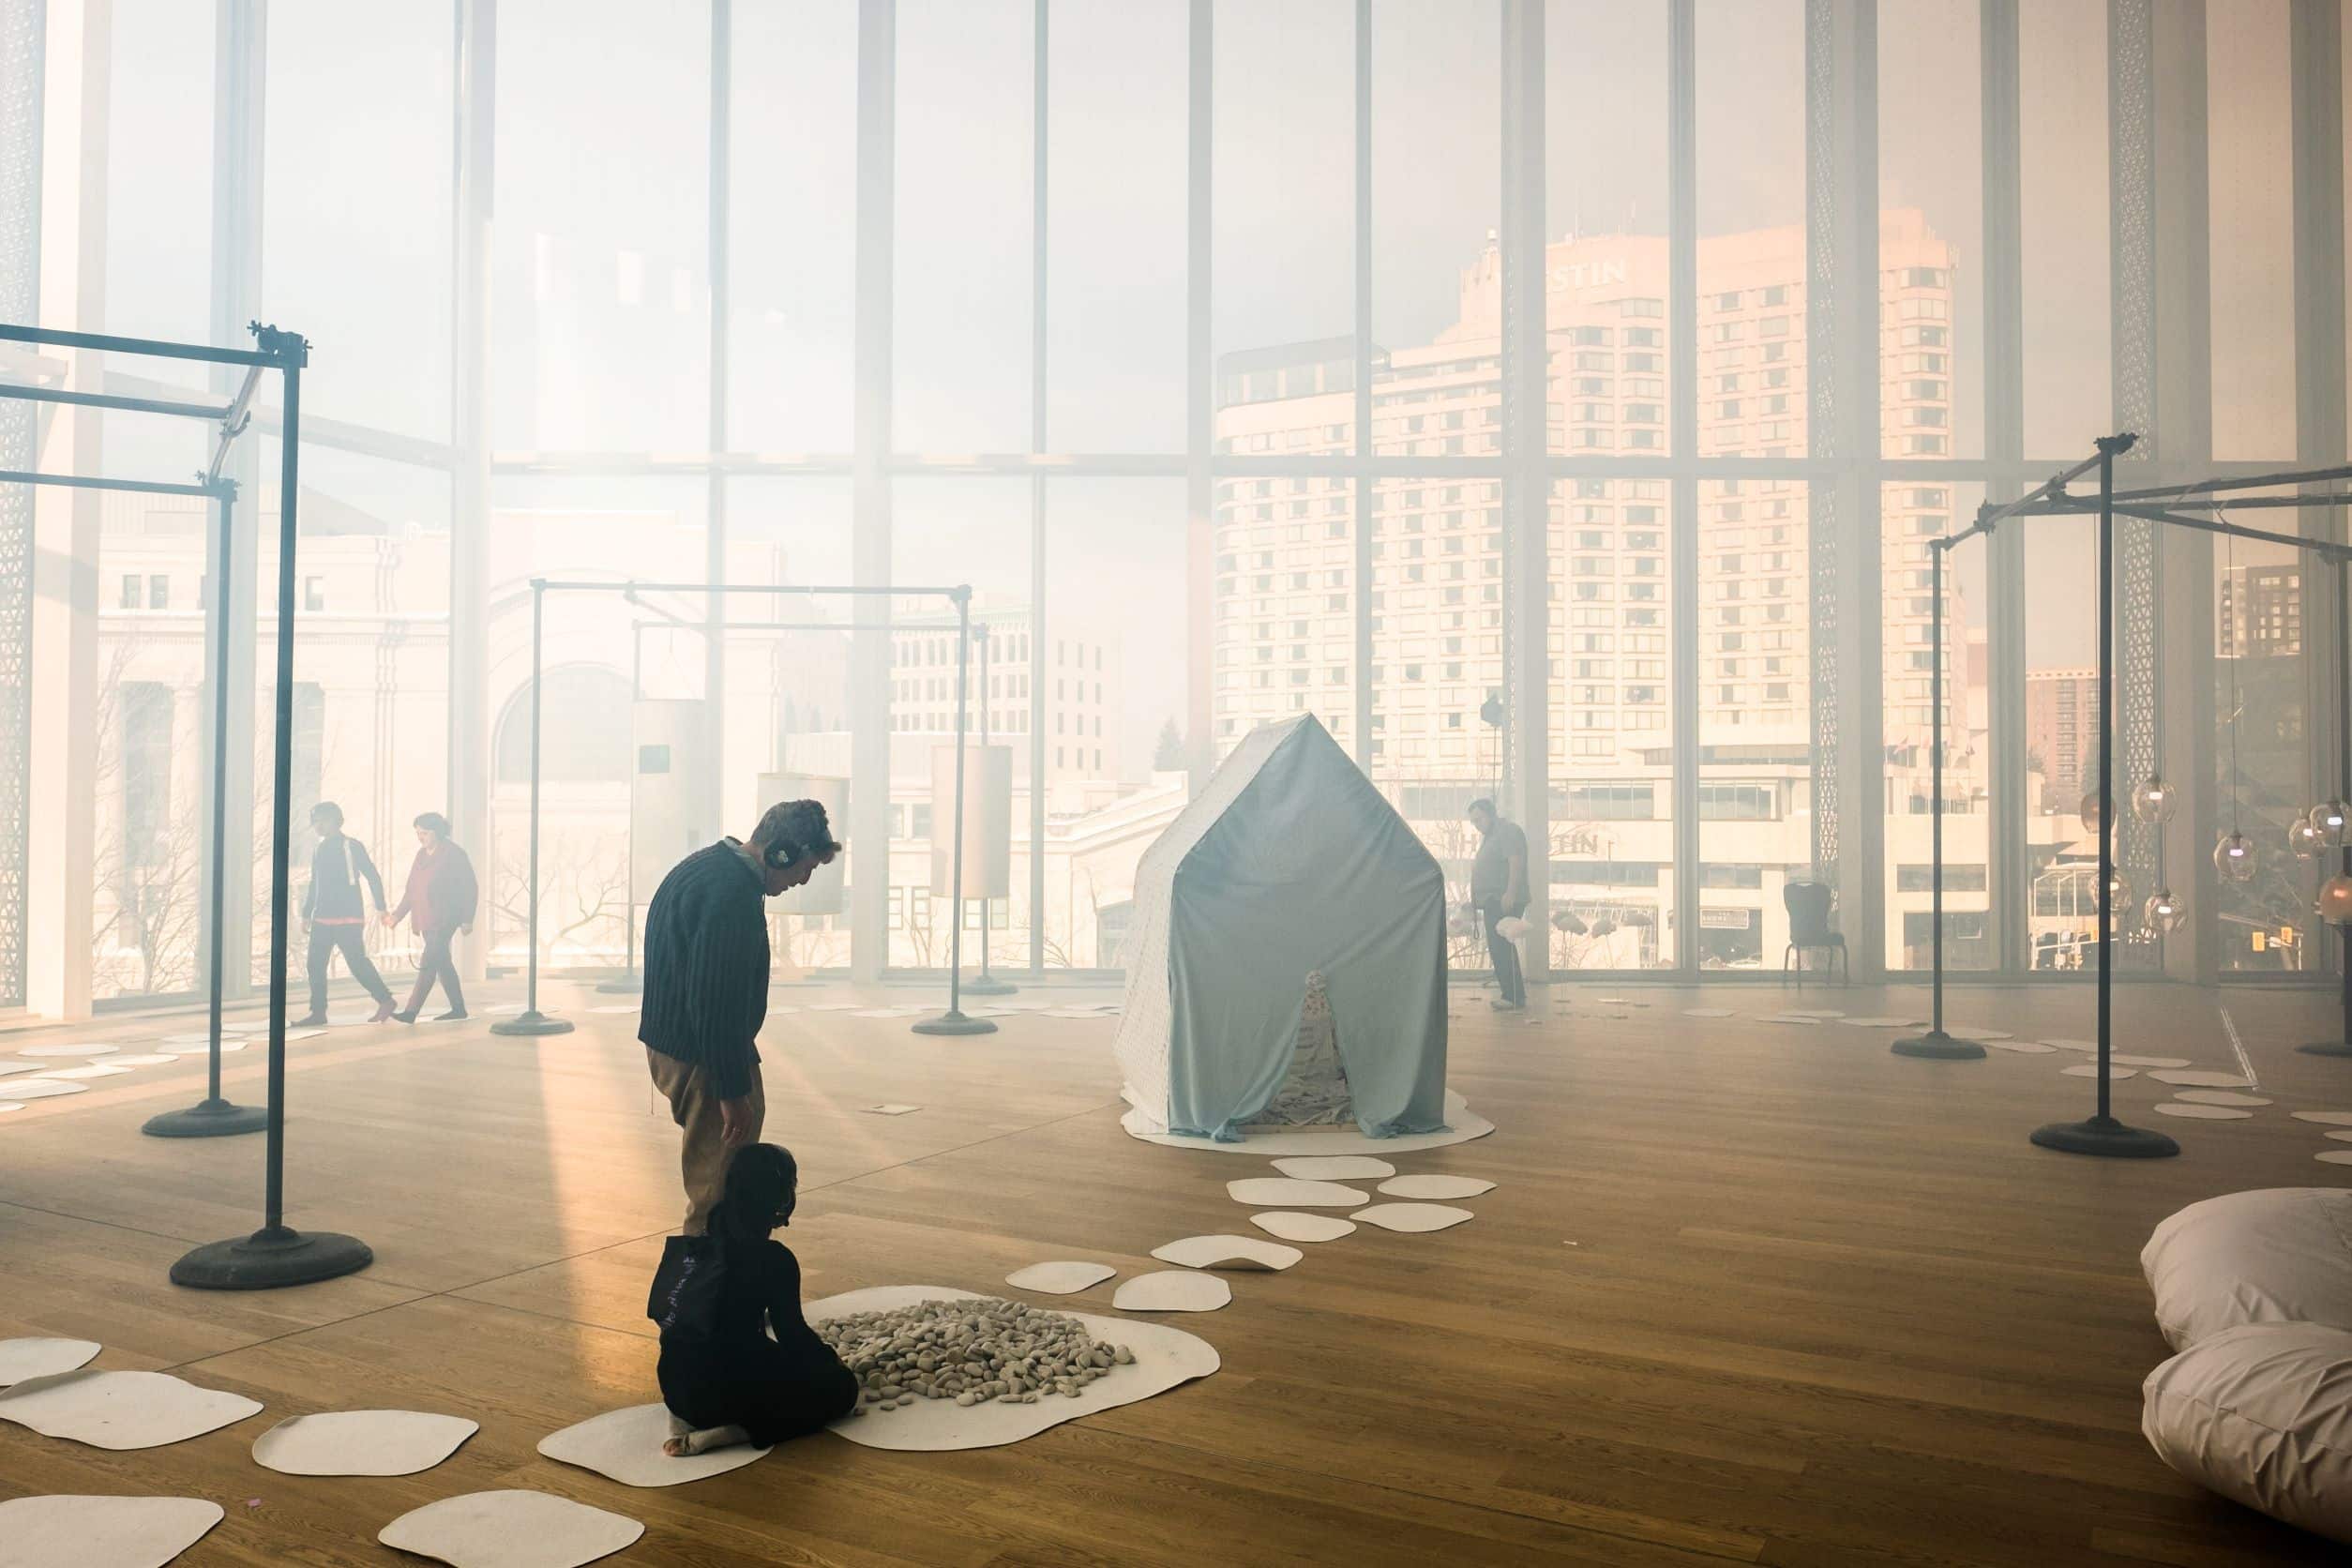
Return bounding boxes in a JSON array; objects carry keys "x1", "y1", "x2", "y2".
[{"x1": 495, "y1": 665, "x2": 634, "y2": 784}]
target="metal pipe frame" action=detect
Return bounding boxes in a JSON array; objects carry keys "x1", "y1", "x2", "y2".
[
  {"x1": 0, "y1": 383, "x2": 230, "y2": 421},
  {"x1": 0, "y1": 321, "x2": 278, "y2": 368},
  {"x1": 492, "y1": 576, "x2": 986, "y2": 1038}
]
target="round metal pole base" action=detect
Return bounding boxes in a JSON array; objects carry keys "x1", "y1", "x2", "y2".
[
  {"x1": 2029, "y1": 1116, "x2": 2180, "y2": 1159},
  {"x1": 171, "y1": 1225, "x2": 373, "y2": 1290},
  {"x1": 142, "y1": 1098, "x2": 268, "y2": 1138},
  {"x1": 2298, "y1": 1039, "x2": 2352, "y2": 1056},
  {"x1": 912, "y1": 1012, "x2": 999, "y2": 1037},
  {"x1": 961, "y1": 974, "x2": 1018, "y2": 996},
  {"x1": 489, "y1": 1011, "x2": 575, "y2": 1037},
  {"x1": 594, "y1": 975, "x2": 643, "y2": 995},
  {"x1": 1891, "y1": 1031, "x2": 1986, "y2": 1061}
]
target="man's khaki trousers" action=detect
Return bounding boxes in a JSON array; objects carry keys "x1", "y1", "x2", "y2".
[{"x1": 646, "y1": 1048, "x2": 766, "y2": 1234}]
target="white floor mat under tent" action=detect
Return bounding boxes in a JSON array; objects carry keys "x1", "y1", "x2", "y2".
[
  {"x1": 805, "y1": 1286, "x2": 1217, "y2": 1451},
  {"x1": 1123, "y1": 1088, "x2": 1495, "y2": 1156}
]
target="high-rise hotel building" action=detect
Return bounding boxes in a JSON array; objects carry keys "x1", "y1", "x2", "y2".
[{"x1": 1210, "y1": 213, "x2": 1970, "y2": 966}]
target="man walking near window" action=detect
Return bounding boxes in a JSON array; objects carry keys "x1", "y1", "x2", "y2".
[{"x1": 295, "y1": 800, "x2": 397, "y2": 1026}]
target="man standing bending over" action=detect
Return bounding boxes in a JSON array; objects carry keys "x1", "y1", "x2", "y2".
[
  {"x1": 641, "y1": 799, "x2": 839, "y2": 1233},
  {"x1": 1466, "y1": 797, "x2": 1529, "y2": 1013}
]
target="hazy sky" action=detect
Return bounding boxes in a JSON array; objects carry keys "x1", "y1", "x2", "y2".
[{"x1": 88, "y1": 0, "x2": 2313, "y2": 765}]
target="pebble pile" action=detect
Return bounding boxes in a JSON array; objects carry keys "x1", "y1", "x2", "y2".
[{"x1": 815, "y1": 1296, "x2": 1135, "y2": 1414}]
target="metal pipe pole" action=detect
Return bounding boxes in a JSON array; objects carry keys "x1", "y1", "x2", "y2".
[
  {"x1": 964, "y1": 622, "x2": 1015, "y2": 995},
  {"x1": 915, "y1": 589, "x2": 996, "y2": 1034},
  {"x1": 146, "y1": 487, "x2": 267, "y2": 1137},
  {"x1": 1894, "y1": 540, "x2": 1983, "y2": 1057},
  {"x1": 493, "y1": 579, "x2": 572, "y2": 1034},
  {"x1": 174, "y1": 331, "x2": 377, "y2": 1286},
  {"x1": 2029, "y1": 433, "x2": 2176, "y2": 1156}
]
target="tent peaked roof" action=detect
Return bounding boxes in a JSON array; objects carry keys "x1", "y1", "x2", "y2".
[{"x1": 1136, "y1": 715, "x2": 1437, "y2": 897}]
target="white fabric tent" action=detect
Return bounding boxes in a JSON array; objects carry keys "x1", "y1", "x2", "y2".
[{"x1": 1113, "y1": 715, "x2": 1451, "y2": 1142}]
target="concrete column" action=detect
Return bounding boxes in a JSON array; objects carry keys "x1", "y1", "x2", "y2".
[
  {"x1": 1500, "y1": 0, "x2": 1548, "y2": 977},
  {"x1": 24, "y1": 0, "x2": 109, "y2": 1020},
  {"x1": 447, "y1": 0, "x2": 493, "y2": 980},
  {"x1": 849, "y1": 0, "x2": 894, "y2": 983}
]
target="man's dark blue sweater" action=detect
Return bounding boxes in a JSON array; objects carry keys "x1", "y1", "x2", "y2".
[{"x1": 638, "y1": 840, "x2": 770, "y2": 1102}]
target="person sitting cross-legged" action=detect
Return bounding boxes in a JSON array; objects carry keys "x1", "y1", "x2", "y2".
[{"x1": 648, "y1": 1142, "x2": 858, "y2": 1456}]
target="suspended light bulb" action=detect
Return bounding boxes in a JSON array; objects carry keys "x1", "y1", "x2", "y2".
[
  {"x1": 2079, "y1": 790, "x2": 2107, "y2": 835},
  {"x1": 2215, "y1": 830, "x2": 2258, "y2": 882},
  {"x1": 2129, "y1": 776, "x2": 2179, "y2": 826},
  {"x1": 2319, "y1": 875, "x2": 2352, "y2": 925},
  {"x1": 2103, "y1": 870, "x2": 2133, "y2": 914},
  {"x1": 2313, "y1": 800, "x2": 2351, "y2": 847},
  {"x1": 2289, "y1": 818, "x2": 2329, "y2": 860},
  {"x1": 2143, "y1": 888, "x2": 2186, "y2": 933}
]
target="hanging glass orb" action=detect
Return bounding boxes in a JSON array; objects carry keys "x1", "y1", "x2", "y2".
[
  {"x1": 2290, "y1": 818, "x2": 2329, "y2": 860},
  {"x1": 2214, "y1": 830, "x2": 2258, "y2": 882},
  {"x1": 2313, "y1": 800, "x2": 2352, "y2": 847},
  {"x1": 2078, "y1": 790, "x2": 2106, "y2": 835},
  {"x1": 2320, "y1": 875, "x2": 2352, "y2": 925},
  {"x1": 2129, "y1": 776, "x2": 2179, "y2": 826},
  {"x1": 2143, "y1": 888, "x2": 2186, "y2": 933},
  {"x1": 2103, "y1": 870, "x2": 2133, "y2": 914}
]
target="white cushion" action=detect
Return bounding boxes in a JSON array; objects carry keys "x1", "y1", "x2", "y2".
[
  {"x1": 2142, "y1": 1322, "x2": 2352, "y2": 1545},
  {"x1": 2141, "y1": 1188, "x2": 2352, "y2": 1350}
]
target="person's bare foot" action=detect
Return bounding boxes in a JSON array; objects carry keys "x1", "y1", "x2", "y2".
[{"x1": 664, "y1": 1423, "x2": 750, "y2": 1456}]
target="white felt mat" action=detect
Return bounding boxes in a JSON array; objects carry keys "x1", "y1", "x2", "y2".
[
  {"x1": 17, "y1": 1043, "x2": 116, "y2": 1058},
  {"x1": 0, "y1": 1495, "x2": 223, "y2": 1568},
  {"x1": 1249, "y1": 1211, "x2": 1357, "y2": 1243},
  {"x1": 1112, "y1": 1271, "x2": 1233, "y2": 1312},
  {"x1": 378, "y1": 1490, "x2": 643, "y2": 1568},
  {"x1": 1780, "y1": 1009, "x2": 1844, "y2": 1018},
  {"x1": 1757, "y1": 1014, "x2": 1822, "y2": 1026},
  {"x1": 1377, "y1": 1174, "x2": 1496, "y2": 1199},
  {"x1": 0, "y1": 1337, "x2": 99, "y2": 1387},
  {"x1": 1351, "y1": 1202, "x2": 1474, "y2": 1233},
  {"x1": 3, "y1": 1079, "x2": 86, "y2": 1100},
  {"x1": 1123, "y1": 1089, "x2": 1496, "y2": 1156},
  {"x1": 2327, "y1": 1131, "x2": 2352, "y2": 1142},
  {"x1": 2291, "y1": 1111, "x2": 2352, "y2": 1125},
  {"x1": 2059, "y1": 1063, "x2": 2136, "y2": 1078},
  {"x1": 2041, "y1": 1038, "x2": 2099, "y2": 1051},
  {"x1": 252, "y1": 1409, "x2": 478, "y2": 1476},
  {"x1": 2317, "y1": 1151, "x2": 2352, "y2": 1166},
  {"x1": 155, "y1": 1040, "x2": 244, "y2": 1056},
  {"x1": 807, "y1": 1285, "x2": 1218, "y2": 1450},
  {"x1": 41, "y1": 1062, "x2": 130, "y2": 1079},
  {"x1": 1680, "y1": 1008, "x2": 1735, "y2": 1018},
  {"x1": 0, "y1": 1103, "x2": 21, "y2": 1114},
  {"x1": 1981, "y1": 1039, "x2": 2059, "y2": 1053},
  {"x1": 2151, "y1": 1102, "x2": 2254, "y2": 1121},
  {"x1": 1150, "y1": 1235, "x2": 1302, "y2": 1272},
  {"x1": 853, "y1": 1006, "x2": 929, "y2": 1018},
  {"x1": 0, "y1": 1059, "x2": 52, "y2": 1075},
  {"x1": 2111, "y1": 1055, "x2": 2192, "y2": 1068},
  {"x1": 102, "y1": 1054, "x2": 179, "y2": 1067},
  {"x1": 283, "y1": 1029, "x2": 327, "y2": 1043},
  {"x1": 1837, "y1": 1016, "x2": 1916, "y2": 1027},
  {"x1": 807, "y1": 1003, "x2": 861, "y2": 1011},
  {"x1": 537, "y1": 1402, "x2": 771, "y2": 1487},
  {"x1": 583, "y1": 1004, "x2": 639, "y2": 1015},
  {"x1": 0, "y1": 1369, "x2": 261, "y2": 1450},
  {"x1": 1270, "y1": 1155, "x2": 1394, "y2": 1181},
  {"x1": 156, "y1": 1033, "x2": 235, "y2": 1047},
  {"x1": 865, "y1": 1104, "x2": 922, "y2": 1116},
  {"x1": 2148, "y1": 1069, "x2": 2253, "y2": 1088},
  {"x1": 1004, "y1": 1261, "x2": 1116, "y2": 1295},
  {"x1": 2175, "y1": 1091, "x2": 2271, "y2": 1107},
  {"x1": 1226, "y1": 1177, "x2": 1367, "y2": 1208},
  {"x1": 1942, "y1": 1025, "x2": 2013, "y2": 1040}
]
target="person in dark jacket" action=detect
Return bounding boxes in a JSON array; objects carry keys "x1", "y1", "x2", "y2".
[
  {"x1": 295, "y1": 800, "x2": 396, "y2": 1027},
  {"x1": 640, "y1": 798, "x2": 839, "y2": 1234},
  {"x1": 382, "y1": 811, "x2": 479, "y2": 1023},
  {"x1": 654, "y1": 1141, "x2": 857, "y2": 1456}
]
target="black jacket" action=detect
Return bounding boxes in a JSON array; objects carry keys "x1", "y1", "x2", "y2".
[
  {"x1": 302, "y1": 833, "x2": 386, "y2": 922},
  {"x1": 639, "y1": 841, "x2": 770, "y2": 1101}
]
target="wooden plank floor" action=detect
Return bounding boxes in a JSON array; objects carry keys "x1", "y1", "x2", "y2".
[{"x1": 4, "y1": 977, "x2": 2349, "y2": 1565}]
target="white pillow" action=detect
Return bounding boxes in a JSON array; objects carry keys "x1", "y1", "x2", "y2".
[
  {"x1": 2142, "y1": 1321, "x2": 2352, "y2": 1545},
  {"x1": 2141, "y1": 1188, "x2": 2352, "y2": 1350}
]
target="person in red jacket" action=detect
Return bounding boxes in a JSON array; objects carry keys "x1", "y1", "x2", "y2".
[{"x1": 382, "y1": 811, "x2": 479, "y2": 1023}]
